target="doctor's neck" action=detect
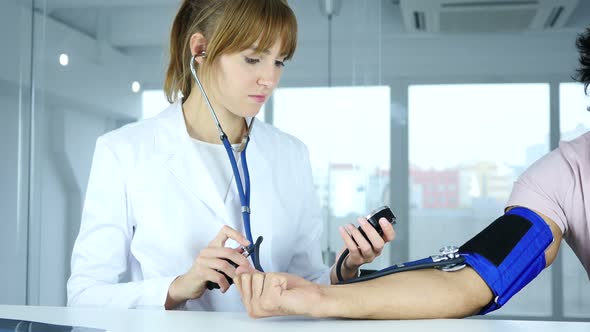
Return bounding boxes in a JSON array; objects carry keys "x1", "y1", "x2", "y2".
[{"x1": 182, "y1": 91, "x2": 247, "y2": 145}]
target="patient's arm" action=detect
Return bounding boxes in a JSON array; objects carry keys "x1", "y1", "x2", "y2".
[
  {"x1": 317, "y1": 266, "x2": 492, "y2": 319},
  {"x1": 235, "y1": 208, "x2": 563, "y2": 319},
  {"x1": 235, "y1": 266, "x2": 491, "y2": 319}
]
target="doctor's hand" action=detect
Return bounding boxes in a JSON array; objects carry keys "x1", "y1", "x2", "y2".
[
  {"x1": 234, "y1": 269, "x2": 323, "y2": 318},
  {"x1": 331, "y1": 217, "x2": 395, "y2": 282},
  {"x1": 165, "y1": 225, "x2": 252, "y2": 309}
]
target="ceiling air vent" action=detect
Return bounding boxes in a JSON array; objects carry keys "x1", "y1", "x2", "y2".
[{"x1": 399, "y1": 0, "x2": 579, "y2": 33}]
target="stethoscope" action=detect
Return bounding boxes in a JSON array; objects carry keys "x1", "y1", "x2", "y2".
[{"x1": 189, "y1": 53, "x2": 265, "y2": 273}]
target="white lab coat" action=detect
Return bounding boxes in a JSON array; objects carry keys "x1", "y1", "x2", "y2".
[{"x1": 67, "y1": 102, "x2": 330, "y2": 311}]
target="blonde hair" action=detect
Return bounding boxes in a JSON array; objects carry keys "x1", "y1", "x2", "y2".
[{"x1": 164, "y1": 0, "x2": 298, "y2": 103}]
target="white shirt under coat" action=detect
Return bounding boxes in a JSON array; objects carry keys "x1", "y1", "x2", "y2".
[{"x1": 67, "y1": 102, "x2": 330, "y2": 311}]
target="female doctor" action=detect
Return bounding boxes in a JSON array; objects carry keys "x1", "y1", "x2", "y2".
[{"x1": 67, "y1": 0, "x2": 395, "y2": 311}]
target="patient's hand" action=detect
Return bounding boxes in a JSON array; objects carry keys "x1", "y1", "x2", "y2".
[{"x1": 234, "y1": 268, "x2": 323, "y2": 318}]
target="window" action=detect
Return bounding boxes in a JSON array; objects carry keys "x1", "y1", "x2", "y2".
[
  {"x1": 273, "y1": 86, "x2": 391, "y2": 269},
  {"x1": 409, "y1": 83, "x2": 551, "y2": 317}
]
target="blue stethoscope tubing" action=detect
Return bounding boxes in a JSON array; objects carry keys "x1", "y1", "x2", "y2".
[{"x1": 190, "y1": 55, "x2": 264, "y2": 272}]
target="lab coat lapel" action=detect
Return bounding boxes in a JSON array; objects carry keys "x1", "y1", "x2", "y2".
[{"x1": 157, "y1": 104, "x2": 230, "y2": 223}]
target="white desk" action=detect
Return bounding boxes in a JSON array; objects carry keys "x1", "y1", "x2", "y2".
[{"x1": 0, "y1": 305, "x2": 588, "y2": 332}]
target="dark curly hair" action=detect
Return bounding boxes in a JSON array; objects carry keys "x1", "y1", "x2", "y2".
[{"x1": 574, "y1": 27, "x2": 590, "y2": 95}]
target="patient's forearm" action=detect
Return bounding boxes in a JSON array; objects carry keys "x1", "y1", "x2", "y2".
[{"x1": 314, "y1": 267, "x2": 493, "y2": 319}]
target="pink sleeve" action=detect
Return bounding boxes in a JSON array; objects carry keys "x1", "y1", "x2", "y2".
[{"x1": 506, "y1": 147, "x2": 573, "y2": 235}]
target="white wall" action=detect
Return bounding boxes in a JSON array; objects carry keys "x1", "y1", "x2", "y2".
[
  {"x1": 0, "y1": 92, "x2": 28, "y2": 305},
  {"x1": 28, "y1": 106, "x2": 116, "y2": 305},
  {"x1": 0, "y1": 0, "x2": 32, "y2": 306},
  {"x1": 0, "y1": 1, "x2": 140, "y2": 306}
]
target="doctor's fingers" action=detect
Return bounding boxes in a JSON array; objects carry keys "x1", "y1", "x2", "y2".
[
  {"x1": 196, "y1": 256, "x2": 242, "y2": 281},
  {"x1": 209, "y1": 225, "x2": 251, "y2": 248},
  {"x1": 338, "y1": 226, "x2": 362, "y2": 261},
  {"x1": 357, "y1": 217, "x2": 386, "y2": 254},
  {"x1": 199, "y1": 247, "x2": 251, "y2": 267},
  {"x1": 379, "y1": 217, "x2": 396, "y2": 242},
  {"x1": 344, "y1": 223, "x2": 376, "y2": 261},
  {"x1": 194, "y1": 264, "x2": 232, "y2": 292}
]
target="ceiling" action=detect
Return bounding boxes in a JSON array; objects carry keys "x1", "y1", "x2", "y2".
[
  {"x1": 7, "y1": 0, "x2": 589, "y2": 118},
  {"x1": 30, "y1": 0, "x2": 590, "y2": 83}
]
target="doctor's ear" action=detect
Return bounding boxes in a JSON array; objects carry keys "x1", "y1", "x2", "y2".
[{"x1": 190, "y1": 32, "x2": 208, "y2": 64}]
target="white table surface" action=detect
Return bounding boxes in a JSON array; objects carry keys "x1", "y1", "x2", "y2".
[{"x1": 0, "y1": 305, "x2": 588, "y2": 332}]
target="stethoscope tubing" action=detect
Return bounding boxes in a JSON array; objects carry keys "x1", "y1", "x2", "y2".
[{"x1": 189, "y1": 55, "x2": 263, "y2": 272}]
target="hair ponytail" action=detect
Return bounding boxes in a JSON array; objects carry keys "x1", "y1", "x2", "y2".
[{"x1": 164, "y1": 0, "x2": 193, "y2": 103}]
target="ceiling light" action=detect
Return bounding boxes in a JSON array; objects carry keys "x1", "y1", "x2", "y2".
[
  {"x1": 132, "y1": 81, "x2": 141, "y2": 93},
  {"x1": 59, "y1": 53, "x2": 69, "y2": 66}
]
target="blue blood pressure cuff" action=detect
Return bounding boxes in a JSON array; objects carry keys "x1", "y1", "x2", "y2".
[{"x1": 459, "y1": 207, "x2": 553, "y2": 314}]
